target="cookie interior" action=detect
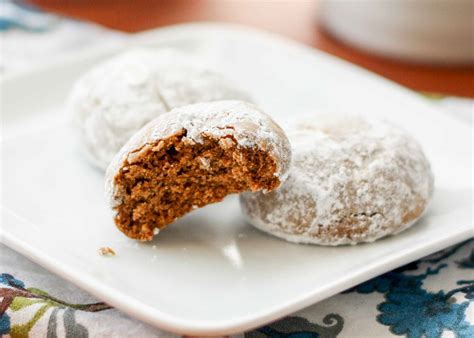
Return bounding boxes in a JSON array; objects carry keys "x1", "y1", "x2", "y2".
[{"x1": 113, "y1": 128, "x2": 279, "y2": 240}]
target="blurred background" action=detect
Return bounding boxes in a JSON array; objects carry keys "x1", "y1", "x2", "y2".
[{"x1": 1, "y1": 0, "x2": 473, "y2": 96}]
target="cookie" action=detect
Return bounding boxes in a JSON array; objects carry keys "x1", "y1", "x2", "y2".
[
  {"x1": 240, "y1": 115, "x2": 434, "y2": 245},
  {"x1": 68, "y1": 48, "x2": 250, "y2": 170},
  {"x1": 105, "y1": 100, "x2": 291, "y2": 241}
]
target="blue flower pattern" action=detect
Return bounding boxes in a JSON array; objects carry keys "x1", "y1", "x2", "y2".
[
  {"x1": 378, "y1": 289, "x2": 472, "y2": 338},
  {"x1": 246, "y1": 240, "x2": 474, "y2": 338},
  {"x1": 0, "y1": 312, "x2": 10, "y2": 336},
  {"x1": 347, "y1": 239, "x2": 474, "y2": 338},
  {"x1": 0, "y1": 273, "x2": 25, "y2": 288}
]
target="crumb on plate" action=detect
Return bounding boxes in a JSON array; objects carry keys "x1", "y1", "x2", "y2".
[{"x1": 98, "y1": 247, "x2": 116, "y2": 257}]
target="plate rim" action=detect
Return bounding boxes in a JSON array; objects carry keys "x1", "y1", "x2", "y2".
[{"x1": 2, "y1": 218, "x2": 472, "y2": 335}]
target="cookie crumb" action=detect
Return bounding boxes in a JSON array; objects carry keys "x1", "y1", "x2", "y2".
[
  {"x1": 98, "y1": 247, "x2": 116, "y2": 257},
  {"x1": 153, "y1": 228, "x2": 160, "y2": 235}
]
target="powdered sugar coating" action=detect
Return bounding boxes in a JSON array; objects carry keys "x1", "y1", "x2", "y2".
[
  {"x1": 105, "y1": 100, "x2": 291, "y2": 208},
  {"x1": 240, "y1": 115, "x2": 434, "y2": 245},
  {"x1": 68, "y1": 48, "x2": 251, "y2": 170}
]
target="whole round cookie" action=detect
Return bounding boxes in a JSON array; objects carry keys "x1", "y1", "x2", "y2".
[
  {"x1": 240, "y1": 115, "x2": 434, "y2": 245},
  {"x1": 68, "y1": 48, "x2": 251, "y2": 170},
  {"x1": 105, "y1": 100, "x2": 291, "y2": 241}
]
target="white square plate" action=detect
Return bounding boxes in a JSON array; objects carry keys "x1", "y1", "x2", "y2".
[{"x1": 1, "y1": 23, "x2": 472, "y2": 335}]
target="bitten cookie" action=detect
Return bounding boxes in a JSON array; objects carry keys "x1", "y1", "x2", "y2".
[
  {"x1": 105, "y1": 100, "x2": 291, "y2": 241},
  {"x1": 240, "y1": 115, "x2": 434, "y2": 245},
  {"x1": 68, "y1": 48, "x2": 250, "y2": 170}
]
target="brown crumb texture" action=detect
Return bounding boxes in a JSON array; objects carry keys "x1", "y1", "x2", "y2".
[
  {"x1": 113, "y1": 129, "x2": 279, "y2": 241},
  {"x1": 98, "y1": 247, "x2": 116, "y2": 256}
]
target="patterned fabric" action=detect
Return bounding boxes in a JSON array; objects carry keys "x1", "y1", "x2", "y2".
[
  {"x1": 1, "y1": 4, "x2": 473, "y2": 337},
  {"x1": 242, "y1": 240, "x2": 474, "y2": 338},
  {"x1": 0, "y1": 245, "x2": 173, "y2": 337}
]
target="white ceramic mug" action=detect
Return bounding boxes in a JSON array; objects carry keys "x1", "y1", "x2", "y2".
[{"x1": 319, "y1": 0, "x2": 474, "y2": 64}]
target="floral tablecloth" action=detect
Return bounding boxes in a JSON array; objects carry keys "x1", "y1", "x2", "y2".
[{"x1": 1, "y1": 3, "x2": 473, "y2": 337}]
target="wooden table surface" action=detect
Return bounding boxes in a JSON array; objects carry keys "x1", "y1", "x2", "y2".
[{"x1": 32, "y1": 0, "x2": 474, "y2": 98}]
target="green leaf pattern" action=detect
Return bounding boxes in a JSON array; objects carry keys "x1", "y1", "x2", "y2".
[{"x1": 0, "y1": 275, "x2": 111, "y2": 337}]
